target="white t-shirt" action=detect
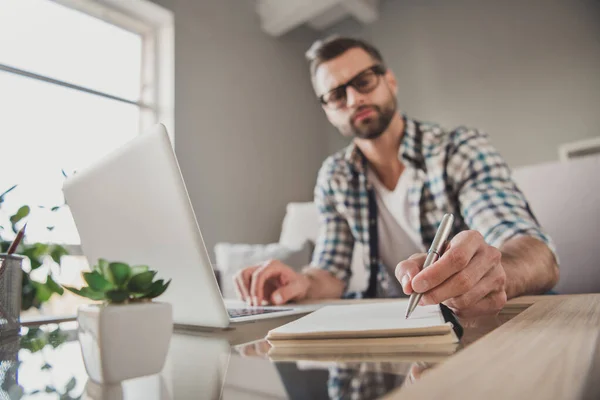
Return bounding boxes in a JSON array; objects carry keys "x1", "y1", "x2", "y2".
[{"x1": 367, "y1": 168, "x2": 424, "y2": 296}]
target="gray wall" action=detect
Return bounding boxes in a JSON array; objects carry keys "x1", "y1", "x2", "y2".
[
  {"x1": 150, "y1": 0, "x2": 325, "y2": 257},
  {"x1": 150, "y1": 0, "x2": 600, "y2": 254},
  {"x1": 324, "y1": 0, "x2": 600, "y2": 167}
]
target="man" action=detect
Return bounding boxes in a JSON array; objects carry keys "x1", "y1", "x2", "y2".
[{"x1": 234, "y1": 36, "x2": 559, "y2": 317}]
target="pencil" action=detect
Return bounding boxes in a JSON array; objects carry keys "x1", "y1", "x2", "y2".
[{"x1": 0, "y1": 223, "x2": 27, "y2": 278}]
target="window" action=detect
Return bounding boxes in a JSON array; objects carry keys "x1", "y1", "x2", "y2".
[{"x1": 0, "y1": 0, "x2": 173, "y2": 316}]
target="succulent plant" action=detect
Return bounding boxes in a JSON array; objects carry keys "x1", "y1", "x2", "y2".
[{"x1": 63, "y1": 259, "x2": 171, "y2": 304}]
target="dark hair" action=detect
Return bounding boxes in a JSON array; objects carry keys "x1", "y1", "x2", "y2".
[{"x1": 306, "y1": 35, "x2": 385, "y2": 80}]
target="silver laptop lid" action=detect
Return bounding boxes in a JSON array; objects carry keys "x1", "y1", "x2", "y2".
[{"x1": 62, "y1": 124, "x2": 230, "y2": 327}]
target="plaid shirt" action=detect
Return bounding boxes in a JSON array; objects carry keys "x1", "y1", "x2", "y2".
[
  {"x1": 311, "y1": 115, "x2": 557, "y2": 298},
  {"x1": 327, "y1": 363, "x2": 403, "y2": 399}
]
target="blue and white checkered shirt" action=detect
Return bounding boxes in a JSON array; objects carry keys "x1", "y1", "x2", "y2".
[{"x1": 310, "y1": 115, "x2": 557, "y2": 298}]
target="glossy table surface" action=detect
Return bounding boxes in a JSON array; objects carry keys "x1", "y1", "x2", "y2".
[{"x1": 1, "y1": 295, "x2": 597, "y2": 400}]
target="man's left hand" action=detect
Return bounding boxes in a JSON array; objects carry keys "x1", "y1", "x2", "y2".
[{"x1": 395, "y1": 230, "x2": 507, "y2": 317}]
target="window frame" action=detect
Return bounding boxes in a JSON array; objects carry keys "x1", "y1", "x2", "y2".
[{"x1": 0, "y1": 0, "x2": 174, "y2": 253}]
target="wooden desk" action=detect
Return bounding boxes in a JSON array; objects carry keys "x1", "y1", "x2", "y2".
[
  {"x1": 387, "y1": 294, "x2": 600, "y2": 400},
  {"x1": 12, "y1": 294, "x2": 597, "y2": 399}
]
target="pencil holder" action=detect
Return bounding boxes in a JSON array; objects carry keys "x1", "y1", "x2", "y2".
[
  {"x1": 0, "y1": 335, "x2": 20, "y2": 400},
  {"x1": 0, "y1": 254, "x2": 23, "y2": 342}
]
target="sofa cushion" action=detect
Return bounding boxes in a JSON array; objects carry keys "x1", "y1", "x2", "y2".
[
  {"x1": 279, "y1": 202, "x2": 368, "y2": 292},
  {"x1": 279, "y1": 202, "x2": 320, "y2": 249},
  {"x1": 512, "y1": 155, "x2": 600, "y2": 294},
  {"x1": 214, "y1": 240, "x2": 313, "y2": 299}
]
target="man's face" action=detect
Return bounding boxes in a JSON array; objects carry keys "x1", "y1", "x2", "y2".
[{"x1": 314, "y1": 48, "x2": 398, "y2": 139}]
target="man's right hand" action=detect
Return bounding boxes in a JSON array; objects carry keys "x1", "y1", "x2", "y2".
[{"x1": 233, "y1": 260, "x2": 310, "y2": 306}]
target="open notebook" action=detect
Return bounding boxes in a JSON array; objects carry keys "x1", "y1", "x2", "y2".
[
  {"x1": 266, "y1": 300, "x2": 461, "y2": 359},
  {"x1": 267, "y1": 300, "x2": 459, "y2": 340}
]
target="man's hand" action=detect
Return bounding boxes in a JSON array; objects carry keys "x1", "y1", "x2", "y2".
[
  {"x1": 233, "y1": 260, "x2": 310, "y2": 306},
  {"x1": 395, "y1": 230, "x2": 507, "y2": 317}
]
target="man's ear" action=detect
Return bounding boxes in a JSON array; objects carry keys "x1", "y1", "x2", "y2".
[{"x1": 384, "y1": 69, "x2": 398, "y2": 96}]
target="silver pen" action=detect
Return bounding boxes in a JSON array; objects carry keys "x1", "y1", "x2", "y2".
[{"x1": 405, "y1": 213, "x2": 455, "y2": 319}]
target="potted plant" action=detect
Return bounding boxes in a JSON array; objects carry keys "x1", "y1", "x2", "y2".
[
  {"x1": 0, "y1": 185, "x2": 70, "y2": 312},
  {"x1": 64, "y1": 259, "x2": 172, "y2": 384}
]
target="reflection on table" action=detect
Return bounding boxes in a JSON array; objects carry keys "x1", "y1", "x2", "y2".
[{"x1": 0, "y1": 299, "x2": 527, "y2": 400}]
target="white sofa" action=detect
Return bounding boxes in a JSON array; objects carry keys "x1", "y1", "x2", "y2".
[{"x1": 216, "y1": 155, "x2": 600, "y2": 296}]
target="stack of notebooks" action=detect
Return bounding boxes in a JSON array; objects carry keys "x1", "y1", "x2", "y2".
[{"x1": 265, "y1": 300, "x2": 462, "y2": 363}]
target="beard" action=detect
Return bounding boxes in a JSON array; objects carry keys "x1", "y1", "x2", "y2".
[{"x1": 344, "y1": 96, "x2": 397, "y2": 140}]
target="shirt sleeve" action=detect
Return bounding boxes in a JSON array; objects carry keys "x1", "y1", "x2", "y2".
[
  {"x1": 310, "y1": 161, "x2": 354, "y2": 286},
  {"x1": 446, "y1": 127, "x2": 559, "y2": 263}
]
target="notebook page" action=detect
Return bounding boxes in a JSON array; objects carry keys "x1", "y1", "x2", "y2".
[{"x1": 267, "y1": 300, "x2": 451, "y2": 340}]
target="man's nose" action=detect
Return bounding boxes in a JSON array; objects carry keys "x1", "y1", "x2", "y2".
[{"x1": 345, "y1": 86, "x2": 367, "y2": 108}]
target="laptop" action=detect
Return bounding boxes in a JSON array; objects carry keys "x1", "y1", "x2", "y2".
[{"x1": 62, "y1": 123, "x2": 315, "y2": 328}]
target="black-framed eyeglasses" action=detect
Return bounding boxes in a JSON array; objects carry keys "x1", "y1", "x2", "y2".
[{"x1": 319, "y1": 64, "x2": 386, "y2": 109}]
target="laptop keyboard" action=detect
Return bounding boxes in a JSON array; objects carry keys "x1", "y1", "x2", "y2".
[{"x1": 228, "y1": 307, "x2": 292, "y2": 319}]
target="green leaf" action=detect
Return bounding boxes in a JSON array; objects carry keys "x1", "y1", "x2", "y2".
[
  {"x1": 41, "y1": 363, "x2": 52, "y2": 370},
  {"x1": 65, "y1": 377, "x2": 76, "y2": 392},
  {"x1": 63, "y1": 286, "x2": 105, "y2": 301},
  {"x1": 141, "y1": 279, "x2": 163, "y2": 298},
  {"x1": 130, "y1": 265, "x2": 149, "y2": 276},
  {"x1": 51, "y1": 206, "x2": 61, "y2": 212},
  {"x1": 93, "y1": 258, "x2": 109, "y2": 275},
  {"x1": 25, "y1": 327, "x2": 41, "y2": 337},
  {"x1": 83, "y1": 271, "x2": 114, "y2": 292},
  {"x1": 0, "y1": 184, "x2": 17, "y2": 204},
  {"x1": 29, "y1": 257, "x2": 43, "y2": 270},
  {"x1": 127, "y1": 271, "x2": 156, "y2": 293},
  {"x1": 9, "y1": 205, "x2": 30, "y2": 225},
  {"x1": 21, "y1": 243, "x2": 47, "y2": 270},
  {"x1": 46, "y1": 275, "x2": 64, "y2": 295},
  {"x1": 21, "y1": 243, "x2": 49, "y2": 260},
  {"x1": 45, "y1": 385, "x2": 56, "y2": 393},
  {"x1": 32, "y1": 281, "x2": 54, "y2": 303},
  {"x1": 21, "y1": 274, "x2": 36, "y2": 311},
  {"x1": 109, "y1": 262, "x2": 131, "y2": 287},
  {"x1": 143, "y1": 279, "x2": 171, "y2": 299},
  {"x1": 48, "y1": 328, "x2": 68, "y2": 348},
  {"x1": 46, "y1": 226, "x2": 55, "y2": 231},
  {"x1": 50, "y1": 245, "x2": 69, "y2": 264},
  {"x1": 21, "y1": 328, "x2": 47, "y2": 353},
  {"x1": 105, "y1": 290, "x2": 129, "y2": 303}
]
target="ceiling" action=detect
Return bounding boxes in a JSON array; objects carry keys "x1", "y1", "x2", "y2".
[{"x1": 256, "y1": 0, "x2": 380, "y2": 36}]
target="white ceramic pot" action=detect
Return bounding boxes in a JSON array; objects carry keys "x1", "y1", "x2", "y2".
[{"x1": 77, "y1": 301, "x2": 173, "y2": 384}]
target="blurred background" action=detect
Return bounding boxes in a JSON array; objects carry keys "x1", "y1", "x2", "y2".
[{"x1": 1, "y1": 0, "x2": 599, "y2": 317}]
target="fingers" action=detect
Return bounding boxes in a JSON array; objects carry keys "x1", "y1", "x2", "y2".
[
  {"x1": 395, "y1": 253, "x2": 427, "y2": 295},
  {"x1": 448, "y1": 290, "x2": 507, "y2": 318},
  {"x1": 411, "y1": 230, "x2": 483, "y2": 294},
  {"x1": 234, "y1": 260, "x2": 301, "y2": 306},
  {"x1": 233, "y1": 266, "x2": 259, "y2": 304},
  {"x1": 419, "y1": 246, "x2": 500, "y2": 305},
  {"x1": 404, "y1": 362, "x2": 434, "y2": 388},
  {"x1": 270, "y1": 277, "x2": 307, "y2": 305},
  {"x1": 250, "y1": 260, "x2": 292, "y2": 306},
  {"x1": 238, "y1": 340, "x2": 272, "y2": 358},
  {"x1": 254, "y1": 340, "x2": 272, "y2": 358},
  {"x1": 443, "y1": 261, "x2": 506, "y2": 311}
]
